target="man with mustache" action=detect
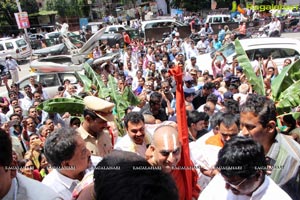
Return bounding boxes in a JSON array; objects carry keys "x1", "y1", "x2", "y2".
[{"x1": 42, "y1": 128, "x2": 92, "y2": 200}]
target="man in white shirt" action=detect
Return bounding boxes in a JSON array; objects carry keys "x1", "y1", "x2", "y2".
[
  {"x1": 5, "y1": 55, "x2": 21, "y2": 83},
  {"x1": 42, "y1": 128, "x2": 92, "y2": 200},
  {"x1": 114, "y1": 112, "x2": 150, "y2": 157},
  {"x1": 199, "y1": 137, "x2": 291, "y2": 200},
  {"x1": 267, "y1": 17, "x2": 281, "y2": 37}
]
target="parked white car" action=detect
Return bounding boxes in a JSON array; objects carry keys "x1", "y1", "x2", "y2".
[
  {"x1": 0, "y1": 37, "x2": 32, "y2": 61},
  {"x1": 1, "y1": 70, "x2": 83, "y2": 98},
  {"x1": 197, "y1": 37, "x2": 300, "y2": 74},
  {"x1": 141, "y1": 18, "x2": 184, "y2": 33}
]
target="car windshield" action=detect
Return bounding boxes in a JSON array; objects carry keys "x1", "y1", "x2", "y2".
[
  {"x1": 210, "y1": 43, "x2": 235, "y2": 60},
  {"x1": 16, "y1": 39, "x2": 27, "y2": 47}
]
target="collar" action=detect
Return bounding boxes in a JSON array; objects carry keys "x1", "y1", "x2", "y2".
[
  {"x1": 265, "y1": 133, "x2": 280, "y2": 163},
  {"x1": 251, "y1": 175, "x2": 269, "y2": 198},
  {"x1": 53, "y1": 169, "x2": 80, "y2": 192},
  {"x1": 78, "y1": 125, "x2": 95, "y2": 140}
]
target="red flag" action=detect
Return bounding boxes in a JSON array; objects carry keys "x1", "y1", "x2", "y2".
[{"x1": 169, "y1": 65, "x2": 200, "y2": 200}]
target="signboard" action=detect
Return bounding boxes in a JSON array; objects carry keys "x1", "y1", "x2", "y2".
[{"x1": 14, "y1": 12, "x2": 30, "y2": 29}]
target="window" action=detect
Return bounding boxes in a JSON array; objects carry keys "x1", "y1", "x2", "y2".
[
  {"x1": 109, "y1": 27, "x2": 117, "y2": 32},
  {"x1": 224, "y1": 17, "x2": 230, "y2": 22},
  {"x1": 19, "y1": 76, "x2": 37, "y2": 90},
  {"x1": 5, "y1": 42, "x2": 14, "y2": 50},
  {"x1": 280, "y1": 48, "x2": 300, "y2": 58},
  {"x1": 16, "y1": 39, "x2": 27, "y2": 47},
  {"x1": 214, "y1": 17, "x2": 222, "y2": 23},
  {"x1": 0, "y1": 44, "x2": 4, "y2": 51},
  {"x1": 58, "y1": 73, "x2": 78, "y2": 84},
  {"x1": 40, "y1": 74, "x2": 60, "y2": 87}
]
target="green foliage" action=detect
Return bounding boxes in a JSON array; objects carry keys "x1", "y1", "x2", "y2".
[
  {"x1": 235, "y1": 41, "x2": 300, "y2": 115},
  {"x1": 75, "y1": 71, "x2": 92, "y2": 92},
  {"x1": 276, "y1": 80, "x2": 300, "y2": 114},
  {"x1": 20, "y1": 0, "x2": 39, "y2": 14},
  {"x1": 83, "y1": 62, "x2": 110, "y2": 98},
  {"x1": 234, "y1": 39, "x2": 265, "y2": 96},
  {"x1": 276, "y1": 112, "x2": 300, "y2": 121},
  {"x1": 37, "y1": 98, "x2": 85, "y2": 115},
  {"x1": 78, "y1": 62, "x2": 140, "y2": 136},
  {"x1": 46, "y1": 0, "x2": 89, "y2": 18},
  {"x1": 272, "y1": 60, "x2": 300, "y2": 101}
]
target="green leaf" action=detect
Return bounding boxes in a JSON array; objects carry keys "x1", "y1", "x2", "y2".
[
  {"x1": 276, "y1": 80, "x2": 300, "y2": 114},
  {"x1": 271, "y1": 59, "x2": 300, "y2": 101},
  {"x1": 234, "y1": 39, "x2": 265, "y2": 96},
  {"x1": 75, "y1": 71, "x2": 92, "y2": 92},
  {"x1": 37, "y1": 98, "x2": 84, "y2": 115},
  {"x1": 83, "y1": 62, "x2": 110, "y2": 98},
  {"x1": 122, "y1": 87, "x2": 140, "y2": 106},
  {"x1": 276, "y1": 112, "x2": 300, "y2": 120}
]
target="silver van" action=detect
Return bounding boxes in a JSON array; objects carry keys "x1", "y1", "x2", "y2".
[{"x1": 0, "y1": 37, "x2": 32, "y2": 61}]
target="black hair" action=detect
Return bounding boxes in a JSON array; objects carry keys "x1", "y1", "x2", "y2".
[
  {"x1": 0, "y1": 128, "x2": 12, "y2": 167},
  {"x1": 218, "y1": 112, "x2": 240, "y2": 129},
  {"x1": 216, "y1": 136, "x2": 267, "y2": 178},
  {"x1": 209, "y1": 111, "x2": 223, "y2": 129},
  {"x1": 83, "y1": 109, "x2": 99, "y2": 120},
  {"x1": 206, "y1": 93, "x2": 218, "y2": 105},
  {"x1": 203, "y1": 82, "x2": 215, "y2": 90},
  {"x1": 240, "y1": 94, "x2": 276, "y2": 128},
  {"x1": 9, "y1": 113, "x2": 21, "y2": 121},
  {"x1": 149, "y1": 92, "x2": 162, "y2": 106},
  {"x1": 224, "y1": 99, "x2": 240, "y2": 114},
  {"x1": 187, "y1": 111, "x2": 208, "y2": 127},
  {"x1": 44, "y1": 128, "x2": 78, "y2": 168},
  {"x1": 94, "y1": 150, "x2": 179, "y2": 200},
  {"x1": 124, "y1": 112, "x2": 145, "y2": 129},
  {"x1": 70, "y1": 117, "x2": 81, "y2": 126}
]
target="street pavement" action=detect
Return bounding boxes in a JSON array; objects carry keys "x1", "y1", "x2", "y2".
[{"x1": 0, "y1": 32, "x2": 299, "y2": 94}]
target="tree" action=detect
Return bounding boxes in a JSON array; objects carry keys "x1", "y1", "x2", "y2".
[
  {"x1": 46, "y1": 0, "x2": 90, "y2": 18},
  {"x1": 20, "y1": 0, "x2": 39, "y2": 14},
  {"x1": 0, "y1": 0, "x2": 18, "y2": 26}
]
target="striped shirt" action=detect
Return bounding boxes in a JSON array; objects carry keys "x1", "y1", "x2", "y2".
[{"x1": 266, "y1": 133, "x2": 300, "y2": 200}]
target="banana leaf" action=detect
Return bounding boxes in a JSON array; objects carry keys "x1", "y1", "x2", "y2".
[
  {"x1": 83, "y1": 62, "x2": 110, "y2": 98},
  {"x1": 276, "y1": 112, "x2": 300, "y2": 120},
  {"x1": 122, "y1": 86, "x2": 140, "y2": 106},
  {"x1": 37, "y1": 98, "x2": 85, "y2": 115},
  {"x1": 107, "y1": 75, "x2": 130, "y2": 121},
  {"x1": 76, "y1": 71, "x2": 92, "y2": 92},
  {"x1": 234, "y1": 39, "x2": 265, "y2": 96},
  {"x1": 271, "y1": 59, "x2": 300, "y2": 101},
  {"x1": 276, "y1": 80, "x2": 300, "y2": 114}
]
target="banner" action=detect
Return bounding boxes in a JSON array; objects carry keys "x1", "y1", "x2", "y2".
[{"x1": 14, "y1": 12, "x2": 30, "y2": 29}]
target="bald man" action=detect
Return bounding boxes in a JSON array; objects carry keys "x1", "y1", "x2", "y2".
[
  {"x1": 146, "y1": 125, "x2": 181, "y2": 173},
  {"x1": 146, "y1": 125, "x2": 200, "y2": 199}
]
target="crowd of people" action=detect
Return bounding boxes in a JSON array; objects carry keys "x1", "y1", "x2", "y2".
[{"x1": 0, "y1": 7, "x2": 300, "y2": 200}]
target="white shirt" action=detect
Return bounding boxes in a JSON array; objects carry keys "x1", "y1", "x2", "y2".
[
  {"x1": 42, "y1": 169, "x2": 80, "y2": 200},
  {"x1": 114, "y1": 134, "x2": 148, "y2": 157},
  {"x1": 6, "y1": 59, "x2": 18, "y2": 70},
  {"x1": 198, "y1": 174, "x2": 292, "y2": 200},
  {"x1": 3, "y1": 173, "x2": 60, "y2": 200}
]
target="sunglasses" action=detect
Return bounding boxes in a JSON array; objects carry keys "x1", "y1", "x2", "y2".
[{"x1": 225, "y1": 174, "x2": 256, "y2": 190}]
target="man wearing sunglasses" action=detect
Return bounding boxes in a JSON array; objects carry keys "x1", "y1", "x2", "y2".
[{"x1": 199, "y1": 137, "x2": 291, "y2": 200}]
